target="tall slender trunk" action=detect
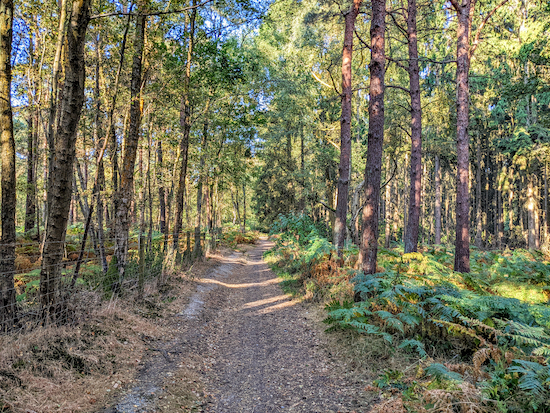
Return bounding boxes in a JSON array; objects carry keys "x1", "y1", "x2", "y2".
[
  {"x1": 157, "y1": 141, "x2": 166, "y2": 235},
  {"x1": 434, "y1": 154, "x2": 442, "y2": 244},
  {"x1": 46, "y1": 0, "x2": 68, "y2": 180},
  {"x1": 194, "y1": 119, "x2": 208, "y2": 259},
  {"x1": 475, "y1": 134, "x2": 482, "y2": 247},
  {"x1": 404, "y1": 0, "x2": 422, "y2": 253},
  {"x1": 242, "y1": 182, "x2": 247, "y2": 233},
  {"x1": 173, "y1": 3, "x2": 196, "y2": 249},
  {"x1": 360, "y1": 0, "x2": 386, "y2": 275},
  {"x1": 93, "y1": 31, "x2": 107, "y2": 274},
  {"x1": 0, "y1": 0, "x2": 16, "y2": 331},
  {"x1": 25, "y1": 31, "x2": 37, "y2": 235},
  {"x1": 384, "y1": 157, "x2": 392, "y2": 248},
  {"x1": 545, "y1": 161, "x2": 548, "y2": 243},
  {"x1": 334, "y1": 0, "x2": 362, "y2": 256},
  {"x1": 527, "y1": 174, "x2": 537, "y2": 249},
  {"x1": 113, "y1": 5, "x2": 146, "y2": 286},
  {"x1": 451, "y1": 0, "x2": 471, "y2": 272},
  {"x1": 40, "y1": 0, "x2": 90, "y2": 319}
]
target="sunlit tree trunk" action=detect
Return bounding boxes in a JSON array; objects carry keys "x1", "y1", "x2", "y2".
[
  {"x1": 450, "y1": 0, "x2": 471, "y2": 272},
  {"x1": 40, "y1": 0, "x2": 90, "y2": 319},
  {"x1": 25, "y1": 31, "x2": 37, "y2": 235},
  {"x1": 173, "y1": 3, "x2": 196, "y2": 250},
  {"x1": 113, "y1": 3, "x2": 146, "y2": 286},
  {"x1": 194, "y1": 119, "x2": 208, "y2": 260},
  {"x1": 0, "y1": 0, "x2": 16, "y2": 331},
  {"x1": 335, "y1": 0, "x2": 362, "y2": 257},
  {"x1": 475, "y1": 134, "x2": 482, "y2": 248},
  {"x1": 360, "y1": 0, "x2": 386, "y2": 275},
  {"x1": 434, "y1": 154, "x2": 442, "y2": 244},
  {"x1": 404, "y1": 0, "x2": 422, "y2": 253}
]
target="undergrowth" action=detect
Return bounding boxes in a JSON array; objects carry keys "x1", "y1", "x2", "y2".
[{"x1": 267, "y1": 213, "x2": 550, "y2": 413}]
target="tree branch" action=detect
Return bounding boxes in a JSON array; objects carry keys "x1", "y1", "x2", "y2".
[
  {"x1": 387, "y1": 84, "x2": 411, "y2": 94},
  {"x1": 470, "y1": 0, "x2": 509, "y2": 58},
  {"x1": 90, "y1": 0, "x2": 213, "y2": 20}
]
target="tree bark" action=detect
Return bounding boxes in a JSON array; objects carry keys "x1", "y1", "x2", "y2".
[
  {"x1": 113, "y1": 5, "x2": 146, "y2": 286},
  {"x1": 360, "y1": 0, "x2": 386, "y2": 274},
  {"x1": 157, "y1": 141, "x2": 166, "y2": 236},
  {"x1": 25, "y1": 31, "x2": 37, "y2": 235},
  {"x1": 475, "y1": 133, "x2": 482, "y2": 248},
  {"x1": 173, "y1": 3, "x2": 196, "y2": 250},
  {"x1": 40, "y1": 0, "x2": 90, "y2": 319},
  {"x1": 451, "y1": 0, "x2": 471, "y2": 272},
  {"x1": 194, "y1": 119, "x2": 208, "y2": 260},
  {"x1": 527, "y1": 174, "x2": 537, "y2": 249},
  {"x1": 334, "y1": 0, "x2": 362, "y2": 256},
  {"x1": 434, "y1": 154, "x2": 442, "y2": 244},
  {"x1": 0, "y1": 0, "x2": 16, "y2": 331},
  {"x1": 404, "y1": 0, "x2": 422, "y2": 254}
]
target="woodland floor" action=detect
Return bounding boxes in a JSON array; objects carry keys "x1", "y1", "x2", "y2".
[{"x1": 103, "y1": 238, "x2": 375, "y2": 413}]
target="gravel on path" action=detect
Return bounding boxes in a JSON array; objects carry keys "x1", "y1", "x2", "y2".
[
  {"x1": 197, "y1": 239, "x2": 372, "y2": 413},
  {"x1": 103, "y1": 239, "x2": 373, "y2": 413}
]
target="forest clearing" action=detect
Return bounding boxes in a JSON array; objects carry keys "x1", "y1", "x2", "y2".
[{"x1": 1, "y1": 0, "x2": 550, "y2": 412}]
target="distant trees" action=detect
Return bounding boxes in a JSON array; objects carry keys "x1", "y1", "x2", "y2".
[{"x1": 252, "y1": 0, "x2": 550, "y2": 272}]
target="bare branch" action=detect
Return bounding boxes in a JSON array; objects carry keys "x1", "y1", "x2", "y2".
[
  {"x1": 387, "y1": 84, "x2": 411, "y2": 94},
  {"x1": 470, "y1": 0, "x2": 509, "y2": 58}
]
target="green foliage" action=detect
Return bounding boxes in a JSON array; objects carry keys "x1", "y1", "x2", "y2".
[
  {"x1": 269, "y1": 217, "x2": 550, "y2": 411},
  {"x1": 424, "y1": 363, "x2": 464, "y2": 383}
]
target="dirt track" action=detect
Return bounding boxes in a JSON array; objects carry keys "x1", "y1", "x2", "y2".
[{"x1": 105, "y1": 239, "x2": 372, "y2": 413}]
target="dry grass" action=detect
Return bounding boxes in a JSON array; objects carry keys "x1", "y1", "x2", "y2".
[
  {"x1": 0, "y1": 301, "x2": 163, "y2": 413},
  {"x1": 0, "y1": 247, "x2": 236, "y2": 413}
]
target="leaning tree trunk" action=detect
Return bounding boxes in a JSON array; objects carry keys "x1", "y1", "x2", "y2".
[
  {"x1": 404, "y1": 0, "x2": 422, "y2": 253},
  {"x1": 40, "y1": 0, "x2": 90, "y2": 319},
  {"x1": 451, "y1": 0, "x2": 471, "y2": 273},
  {"x1": 360, "y1": 0, "x2": 386, "y2": 275},
  {"x1": 113, "y1": 6, "x2": 146, "y2": 287},
  {"x1": 334, "y1": 0, "x2": 362, "y2": 257},
  {"x1": 0, "y1": 0, "x2": 16, "y2": 331}
]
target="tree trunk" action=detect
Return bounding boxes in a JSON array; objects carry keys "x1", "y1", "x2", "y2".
[
  {"x1": 93, "y1": 31, "x2": 108, "y2": 274},
  {"x1": 157, "y1": 140, "x2": 166, "y2": 235},
  {"x1": 25, "y1": 32, "x2": 37, "y2": 235},
  {"x1": 404, "y1": 0, "x2": 422, "y2": 254},
  {"x1": 334, "y1": 0, "x2": 362, "y2": 256},
  {"x1": 527, "y1": 174, "x2": 537, "y2": 249},
  {"x1": 360, "y1": 0, "x2": 386, "y2": 275},
  {"x1": 545, "y1": 161, "x2": 548, "y2": 244},
  {"x1": 194, "y1": 119, "x2": 208, "y2": 260},
  {"x1": 384, "y1": 157, "x2": 392, "y2": 248},
  {"x1": 434, "y1": 154, "x2": 442, "y2": 244},
  {"x1": 173, "y1": 3, "x2": 196, "y2": 249},
  {"x1": 40, "y1": 0, "x2": 90, "y2": 319},
  {"x1": 113, "y1": 5, "x2": 146, "y2": 286},
  {"x1": 242, "y1": 182, "x2": 247, "y2": 233},
  {"x1": 475, "y1": 133, "x2": 482, "y2": 248},
  {"x1": 0, "y1": 0, "x2": 16, "y2": 331},
  {"x1": 451, "y1": 0, "x2": 471, "y2": 273}
]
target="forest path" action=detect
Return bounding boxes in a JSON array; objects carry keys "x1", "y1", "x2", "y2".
[
  {"x1": 196, "y1": 238, "x2": 371, "y2": 413},
  {"x1": 104, "y1": 239, "x2": 372, "y2": 413}
]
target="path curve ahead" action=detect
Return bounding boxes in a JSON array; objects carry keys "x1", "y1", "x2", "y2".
[{"x1": 196, "y1": 239, "x2": 370, "y2": 413}]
